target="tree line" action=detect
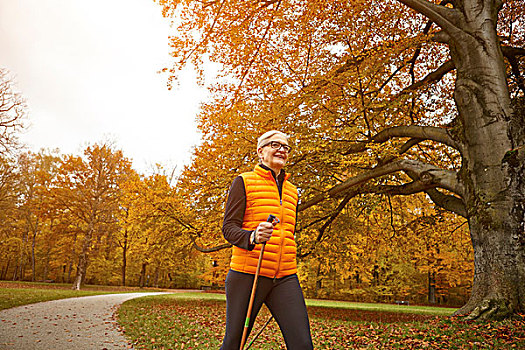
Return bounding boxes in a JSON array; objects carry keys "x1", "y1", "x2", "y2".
[
  {"x1": 1, "y1": 67, "x2": 473, "y2": 303},
  {"x1": 0, "y1": 143, "x2": 208, "y2": 290},
  {"x1": 0, "y1": 142, "x2": 474, "y2": 305}
]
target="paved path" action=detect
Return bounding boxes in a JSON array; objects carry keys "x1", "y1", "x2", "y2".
[{"x1": 0, "y1": 292, "x2": 167, "y2": 350}]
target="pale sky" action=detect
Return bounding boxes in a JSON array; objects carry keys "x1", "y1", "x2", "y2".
[{"x1": 0, "y1": 0, "x2": 208, "y2": 174}]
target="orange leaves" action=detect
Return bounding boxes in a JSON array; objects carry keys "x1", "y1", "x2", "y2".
[
  {"x1": 154, "y1": 0, "x2": 518, "y2": 305},
  {"x1": 296, "y1": 191, "x2": 473, "y2": 304},
  {"x1": 119, "y1": 296, "x2": 525, "y2": 348}
]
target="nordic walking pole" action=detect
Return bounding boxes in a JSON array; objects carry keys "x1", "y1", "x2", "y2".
[
  {"x1": 239, "y1": 214, "x2": 278, "y2": 350},
  {"x1": 245, "y1": 315, "x2": 273, "y2": 350}
]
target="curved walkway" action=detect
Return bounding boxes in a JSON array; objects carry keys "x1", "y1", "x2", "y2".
[{"x1": 0, "y1": 292, "x2": 167, "y2": 349}]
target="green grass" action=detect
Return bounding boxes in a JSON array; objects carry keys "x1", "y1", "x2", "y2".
[
  {"x1": 3, "y1": 285, "x2": 523, "y2": 349},
  {"x1": 117, "y1": 293, "x2": 525, "y2": 349},
  {"x1": 115, "y1": 291, "x2": 457, "y2": 315},
  {"x1": 0, "y1": 280, "x2": 171, "y2": 310},
  {"x1": 306, "y1": 299, "x2": 458, "y2": 316},
  {"x1": 0, "y1": 287, "x2": 113, "y2": 310}
]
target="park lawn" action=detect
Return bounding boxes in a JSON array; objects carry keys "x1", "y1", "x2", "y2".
[
  {"x1": 0, "y1": 287, "x2": 112, "y2": 310},
  {"x1": 117, "y1": 293, "x2": 525, "y2": 349},
  {"x1": 0, "y1": 281, "x2": 170, "y2": 310},
  {"x1": 306, "y1": 299, "x2": 457, "y2": 316}
]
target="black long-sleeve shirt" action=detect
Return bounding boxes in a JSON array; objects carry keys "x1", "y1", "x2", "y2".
[{"x1": 222, "y1": 164, "x2": 286, "y2": 250}]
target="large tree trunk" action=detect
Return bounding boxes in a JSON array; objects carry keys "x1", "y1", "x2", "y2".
[
  {"x1": 2, "y1": 259, "x2": 10, "y2": 280},
  {"x1": 31, "y1": 219, "x2": 38, "y2": 282},
  {"x1": 72, "y1": 225, "x2": 94, "y2": 291},
  {"x1": 15, "y1": 231, "x2": 28, "y2": 281},
  {"x1": 121, "y1": 229, "x2": 128, "y2": 286},
  {"x1": 139, "y1": 262, "x2": 148, "y2": 288},
  {"x1": 428, "y1": 271, "x2": 436, "y2": 304},
  {"x1": 67, "y1": 231, "x2": 78, "y2": 283},
  {"x1": 448, "y1": 1, "x2": 525, "y2": 320}
]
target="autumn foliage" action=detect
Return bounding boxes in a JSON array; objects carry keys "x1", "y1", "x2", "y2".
[
  {"x1": 0, "y1": 134, "x2": 473, "y2": 304},
  {"x1": 156, "y1": 0, "x2": 485, "y2": 305},
  {"x1": 2, "y1": 0, "x2": 524, "y2": 317},
  {"x1": 157, "y1": 0, "x2": 525, "y2": 319},
  {"x1": 0, "y1": 145, "x2": 209, "y2": 290}
]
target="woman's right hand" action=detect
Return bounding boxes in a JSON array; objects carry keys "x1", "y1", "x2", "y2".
[{"x1": 254, "y1": 221, "x2": 274, "y2": 243}]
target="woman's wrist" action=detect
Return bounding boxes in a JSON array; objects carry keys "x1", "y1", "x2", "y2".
[{"x1": 250, "y1": 229, "x2": 258, "y2": 244}]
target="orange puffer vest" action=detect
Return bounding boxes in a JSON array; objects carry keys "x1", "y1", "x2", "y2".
[{"x1": 230, "y1": 165, "x2": 298, "y2": 279}]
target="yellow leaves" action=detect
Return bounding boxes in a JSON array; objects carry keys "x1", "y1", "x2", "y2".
[
  {"x1": 2, "y1": 143, "x2": 214, "y2": 288},
  {"x1": 295, "y1": 190, "x2": 473, "y2": 302},
  {"x1": 151, "y1": 0, "x2": 481, "y2": 301}
]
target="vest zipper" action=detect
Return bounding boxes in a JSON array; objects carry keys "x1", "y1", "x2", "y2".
[
  {"x1": 272, "y1": 175, "x2": 285, "y2": 279},
  {"x1": 275, "y1": 201, "x2": 285, "y2": 279}
]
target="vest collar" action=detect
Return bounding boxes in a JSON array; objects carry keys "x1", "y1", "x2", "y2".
[{"x1": 255, "y1": 164, "x2": 290, "y2": 182}]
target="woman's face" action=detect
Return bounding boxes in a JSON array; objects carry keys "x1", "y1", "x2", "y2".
[{"x1": 257, "y1": 134, "x2": 290, "y2": 173}]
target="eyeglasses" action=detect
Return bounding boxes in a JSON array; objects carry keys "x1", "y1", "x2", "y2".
[{"x1": 262, "y1": 141, "x2": 292, "y2": 153}]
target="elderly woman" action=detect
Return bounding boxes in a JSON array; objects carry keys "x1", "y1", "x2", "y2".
[{"x1": 220, "y1": 130, "x2": 313, "y2": 350}]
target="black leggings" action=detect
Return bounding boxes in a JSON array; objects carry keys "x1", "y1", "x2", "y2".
[{"x1": 220, "y1": 270, "x2": 313, "y2": 350}]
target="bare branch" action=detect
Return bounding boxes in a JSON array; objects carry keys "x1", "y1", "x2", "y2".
[
  {"x1": 400, "y1": 138, "x2": 424, "y2": 154},
  {"x1": 433, "y1": 29, "x2": 451, "y2": 43},
  {"x1": 366, "y1": 179, "x2": 437, "y2": 196},
  {"x1": 387, "y1": 195, "x2": 397, "y2": 237},
  {"x1": 374, "y1": 126, "x2": 460, "y2": 151},
  {"x1": 298, "y1": 191, "x2": 358, "y2": 258},
  {"x1": 299, "y1": 159, "x2": 463, "y2": 211},
  {"x1": 0, "y1": 68, "x2": 27, "y2": 154},
  {"x1": 419, "y1": 30, "x2": 525, "y2": 66},
  {"x1": 502, "y1": 45, "x2": 525, "y2": 57},
  {"x1": 502, "y1": 46, "x2": 525, "y2": 95},
  {"x1": 400, "y1": 59, "x2": 455, "y2": 94},
  {"x1": 344, "y1": 125, "x2": 461, "y2": 155},
  {"x1": 193, "y1": 241, "x2": 232, "y2": 252},
  {"x1": 397, "y1": 0, "x2": 463, "y2": 36}
]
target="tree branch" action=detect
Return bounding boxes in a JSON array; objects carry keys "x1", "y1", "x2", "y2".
[
  {"x1": 299, "y1": 159, "x2": 463, "y2": 211},
  {"x1": 396, "y1": 0, "x2": 463, "y2": 36},
  {"x1": 387, "y1": 195, "x2": 397, "y2": 237},
  {"x1": 365, "y1": 179, "x2": 437, "y2": 196},
  {"x1": 374, "y1": 126, "x2": 460, "y2": 151},
  {"x1": 233, "y1": 0, "x2": 282, "y2": 102},
  {"x1": 501, "y1": 46, "x2": 525, "y2": 57},
  {"x1": 344, "y1": 125, "x2": 461, "y2": 155},
  {"x1": 408, "y1": 18, "x2": 435, "y2": 82},
  {"x1": 425, "y1": 188, "x2": 467, "y2": 217},
  {"x1": 405, "y1": 170, "x2": 466, "y2": 217},
  {"x1": 298, "y1": 191, "x2": 357, "y2": 258},
  {"x1": 193, "y1": 240, "x2": 232, "y2": 252},
  {"x1": 126, "y1": 168, "x2": 467, "y2": 255},
  {"x1": 502, "y1": 46, "x2": 525, "y2": 95},
  {"x1": 400, "y1": 138, "x2": 424, "y2": 154},
  {"x1": 400, "y1": 59, "x2": 455, "y2": 94},
  {"x1": 177, "y1": 0, "x2": 226, "y2": 67}
]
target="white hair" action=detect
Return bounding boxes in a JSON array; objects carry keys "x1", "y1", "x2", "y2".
[{"x1": 257, "y1": 130, "x2": 289, "y2": 149}]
